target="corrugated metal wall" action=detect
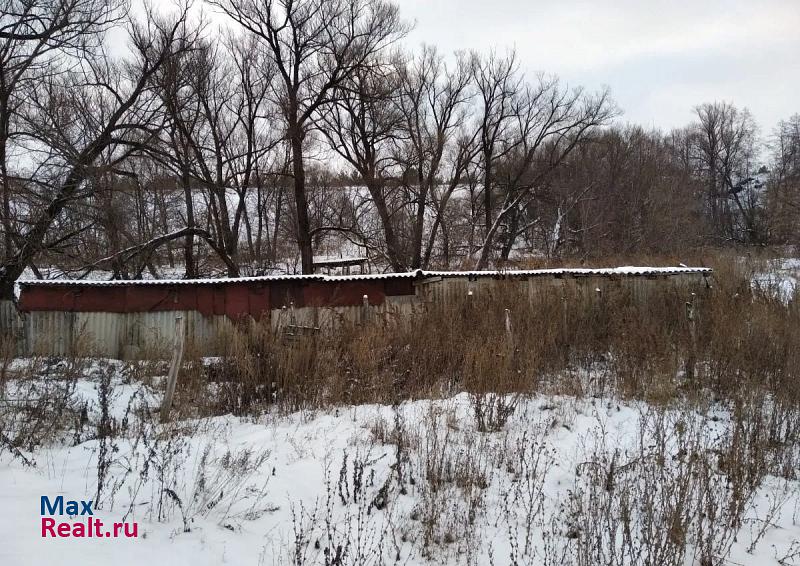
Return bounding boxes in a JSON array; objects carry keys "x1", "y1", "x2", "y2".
[
  {"x1": 270, "y1": 295, "x2": 420, "y2": 333},
  {"x1": 21, "y1": 310, "x2": 237, "y2": 358},
  {"x1": 0, "y1": 300, "x2": 25, "y2": 355},
  {"x1": 416, "y1": 273, "x2": 708, "y2": 305},
  {"x1": 1, "y1": 272, "x2": 710, "y2": 359}
]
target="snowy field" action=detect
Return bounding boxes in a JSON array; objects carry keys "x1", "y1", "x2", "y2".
[{"x1": 1, "y1": 360, "x2": 798, "y2": 566}]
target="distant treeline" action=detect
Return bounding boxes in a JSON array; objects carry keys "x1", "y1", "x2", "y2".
[{"x1": 1, "y1": 0, "x2": 798, "y2": 297}]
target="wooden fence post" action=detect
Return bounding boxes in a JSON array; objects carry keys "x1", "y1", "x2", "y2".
[
  {"x1": 160, "y1": 314, "x2": 185, "y2": 423},
  {"x1": 685, "y1": 293, "x2": 697, "y2": 380},
  {"x1": 361, "y1": 294, "x2": 370, "y2": 324},
  {"x1": 561, "y1": 288, "x2": 571, "y2": 364}
]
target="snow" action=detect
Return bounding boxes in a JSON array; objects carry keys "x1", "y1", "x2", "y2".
[
  {"x1": 17, "y1": 266, "x2": 712, "y2": 287},
  {"x1": 752, "y1": 258, "x2": 800, "y2": 302},
  {"x1": 1, "y1": 362, "x2": 797, "y2": 565}
]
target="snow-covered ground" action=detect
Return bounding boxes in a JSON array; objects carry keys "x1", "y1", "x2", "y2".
[
  {"x1": 753, "y1": 257, "x2": 800, "y2": 302},
  {"x1": 1, "y1": 361, "x2": 799, "y2": 566}
]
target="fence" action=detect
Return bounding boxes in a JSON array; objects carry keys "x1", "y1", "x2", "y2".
[{"x1": 0, "y1": 267, "x2": 712, "y2": 359}]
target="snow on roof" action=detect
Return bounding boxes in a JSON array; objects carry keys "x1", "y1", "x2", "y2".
[
  {"x1": 423, "y1": 266, "x2": 712, "y2": 278},
  {"x1": 17, "y1": 266, "x2": 712, "y2": 288}
]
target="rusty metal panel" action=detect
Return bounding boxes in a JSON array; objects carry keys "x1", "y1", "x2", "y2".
[
  {"x1": 384, "y1": 278, "x2": 415, "y2": 296},
  {"x1": 247, "y1": 284, "x2": 270, "y2": 320},
  {"x1": 303, "y1": 281, "x2": 386, "y2": 307},
  {"x1": 123, "y1": 285, "x2": 177, "y2": 312},
  {"x1": 269, "y1": 281, "x2": 305, "y2": 308},
  {"x1": 72, "y1": 286, "x2": 126, "y2": 312},
  {"x1": 224, "y1": 284, "x2": 251, "y2": 320},
  {"x1": 18, "y1": 286, "x2": 76, "y2": 311}
]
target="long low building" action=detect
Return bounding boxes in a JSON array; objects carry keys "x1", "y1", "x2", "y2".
[{"x1": 2, "y1": 267, "x2": 712, "y2": 358}]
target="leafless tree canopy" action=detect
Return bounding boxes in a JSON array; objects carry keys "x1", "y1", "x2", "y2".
[{"x1": 0, "y1": 0, "x2": 797, "y2": 294}]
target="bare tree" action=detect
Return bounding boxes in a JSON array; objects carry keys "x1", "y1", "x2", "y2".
[
  {"x1": 210, "y1": 0, "x2": 407, "y2": 273},
  {"x1": 767, "y1": 114, "x2": 800, "y2": 244},
  {"x1": 0, "y1": 0, "x2": 125, "y2": 264},
  {"x1": 392, "y1": 46, "x2": 474, "y2": 269},
  {"x1": 471, "y1": 50, "x2": 522, "y2": 242},
  {"x1": 474, "y1": 78, "x2": 615, "y2": 269},
  {"x1": 0, "y1": 3, "x2": 199, "y2": 297},
  {"x1": 692, "y1": 101, "x2": 763, "y2": 243},
  {"x1": 154, "y1": 32, "x2": 279, "y2": 277},
  {"x1": 316, "y1": 59, "x2": 406, "y2": 269}
]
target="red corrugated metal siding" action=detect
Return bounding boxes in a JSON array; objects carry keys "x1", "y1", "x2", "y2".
[
  {"x1": 18, "y1": 286, "x2": 71, "y2": 311},
  {"x1": 124, "y1": 286, "x2": 181, "y2": 312},
  {"x1": 224, "y1": 284, "x2": 249, "y2": 320},
  {"x1": 17, "y1": 278, "x2": 396, "y2": 318},
  {"x1": 247, "y1": 284, "x2": 270, "y2": 319},
  {"x1": 269, "y1": 282, "x2": 305, "y2": 308},
  {"x1": 195, "y1": 286, "x2": 215, "y2": 316},
  {"x1": 384, "y1": 279, "x2": 415, "y2": 296},
  {"x1": 303, "y1": 281, "x2": 386, "y2": 307},
  {"x1": 213, "y1": 286, "x2": 226, "y2": 316}
]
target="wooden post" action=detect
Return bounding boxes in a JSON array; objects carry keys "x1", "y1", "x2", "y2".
[
  {"x1": 160, "y1": 314, "x2": 186, "y2": 423},
  {"x1": 561, "y1": 289, "x2": 570, "y2": 364},
  {"x1": 505, "y1": 307, "x2": 516, "y2": 369},
  {"x1": 685, "y1": 293, "x2": 697, "y2": 380},
  {"x1": 361, "y1": 294, "x2": 370, "y2": 324}
]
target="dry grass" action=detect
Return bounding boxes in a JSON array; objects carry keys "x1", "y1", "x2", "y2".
[
  {"x1": 178, "y1": 254, "x2": 797, "y2": 418},
  {"x1": 1, "y1": 252, "x2": 798, "y2": 565}
]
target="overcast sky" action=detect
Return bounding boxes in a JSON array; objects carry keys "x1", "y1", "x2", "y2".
[{"x1": 395, "y1": 0, "x2": 800, "y2": 133}]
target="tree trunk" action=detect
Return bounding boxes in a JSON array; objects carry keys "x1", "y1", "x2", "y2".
[
  {"x1": 290, "y1": 130, "x2": 314, "y2": 274},
  {"x1": 272, "y1": 188, "x2": 283, "y2": 265},
  {"x1": 501, "y1": 207, "x2": 519, "y2": 261},
  {"x1": 483, "y1": 154, "x2": 492, "y2": 238},
  {"x1": 366, "y1": 179, "x2": 404, "y2": 271},
  {"x1": 411, "y1": 188, "x2": 426, "y2": 269},
  {"x1": 182, "y1": 170, "x2": 197, "y2": 278},
  {"x1": 0, "y1": 109, "x2": 12, "y2": 262},
  {"x1": 0, "y1": 165, "x2": 86, "y2": 299},
  {"x1": 476, "y1": 201, "x2": 509, "y2": 270}
]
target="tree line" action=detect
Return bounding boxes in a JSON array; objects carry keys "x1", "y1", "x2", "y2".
[{"x1": 0, "y1": 0, "x2": 798, "y2": 297}]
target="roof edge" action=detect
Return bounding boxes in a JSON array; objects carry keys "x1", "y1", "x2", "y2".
[{"x1": 17, "y1": 266, "x2": 712, "y2": 287}]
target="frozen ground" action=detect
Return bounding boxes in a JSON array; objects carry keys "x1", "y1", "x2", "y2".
[{"x1": 0, "y1": 361, "x2": 798, "y2": 566}]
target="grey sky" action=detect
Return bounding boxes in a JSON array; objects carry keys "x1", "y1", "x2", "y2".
[{"x1": 397, "y1": 0, "x2": 800, "y2": 132}]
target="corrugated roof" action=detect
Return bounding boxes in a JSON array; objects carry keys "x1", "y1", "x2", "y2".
[
  {"x1": 423, "y1": 266, "x2": 713, "y2": 279},
  {"x1": 17, "y1": 266, "x2": 711, "y2": 288}
]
